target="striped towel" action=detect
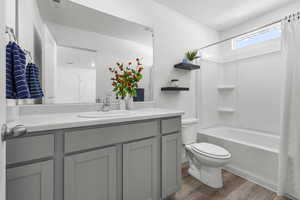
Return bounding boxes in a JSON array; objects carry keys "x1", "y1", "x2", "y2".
[
  {"x1": 6, "y1": 42, "x2": 15, "y2": 99},
  {"x1": 26, "y1": 63, "x2": 44, "y2": 99},
  {"x1": 6, "y1": 42, "x2": 30, "y2": 99}
]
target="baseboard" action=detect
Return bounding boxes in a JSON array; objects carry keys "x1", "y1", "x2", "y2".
[{"x1": 224, "y1": 165, "x2": 278, "y2": 192}]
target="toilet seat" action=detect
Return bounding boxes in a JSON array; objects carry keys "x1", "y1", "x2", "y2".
[{"x1": 189, "y1": 143, "x2": 231, "y2": 159}]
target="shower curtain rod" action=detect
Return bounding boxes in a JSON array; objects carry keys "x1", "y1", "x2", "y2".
[
  {"x1": 197, "y1": 19, "x2": 281, "y2": 50},
  {"x1": 197, "y1": 12, "x2": 300, "y2": 51}
]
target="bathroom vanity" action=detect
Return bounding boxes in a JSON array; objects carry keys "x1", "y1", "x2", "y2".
[{"x1": 6, "y1": 109, "x2": 183, "y2": 200}]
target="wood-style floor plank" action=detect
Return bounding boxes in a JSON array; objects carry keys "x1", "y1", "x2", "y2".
[{"x1": 166, "y1": 165, "x2": 289, "y2": 200}]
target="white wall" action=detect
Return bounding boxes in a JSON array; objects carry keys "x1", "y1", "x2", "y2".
[
  {"x1": 68, "y1": 0, "x2": 219, "y2": 118},
  {"x1": 221, "y1": 1, "x2": 300, "y2": 39},
  {"x1": 5, "y1": 0, "x2": 16, "y2": 31},
  {"x1": 18, "y1": 0, "x2": 44, "y2": 61}
]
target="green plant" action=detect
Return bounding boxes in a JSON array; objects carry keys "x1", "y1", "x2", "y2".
[
  {"x1": 109, "y1": 58, "x2": 144, "y2": 99},
  {"x1": 185, "y1": 50, "x2": 200, "y2": 61}
]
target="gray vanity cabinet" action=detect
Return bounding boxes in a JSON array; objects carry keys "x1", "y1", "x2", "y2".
[
  {"x1": 123, "y1": 137, "x2": 159, "y2": 200},
  {"x1": 6, "y1": 116, "x2": 182, "y2": 200},
  {"x1": 6, "y1": 160, "x2": 54, "y2": 200},
  {"x1": 64, "y1": 146, "x2": 117, "y2": 200},
  {"x1": 162, "y1": 133, "x2": 182, "y2": 198}
]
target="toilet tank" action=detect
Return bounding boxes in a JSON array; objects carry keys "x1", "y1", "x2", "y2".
[{"x1": 182, "y1": 118, "x2": 199, "y2": 145}]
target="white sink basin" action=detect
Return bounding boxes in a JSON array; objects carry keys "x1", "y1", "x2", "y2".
[{"x1": 78, "y1": 110, "x2": 134, "y2": 118}]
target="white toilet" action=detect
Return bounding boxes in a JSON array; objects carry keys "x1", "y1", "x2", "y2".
[{"x1": 182, "y1": 119, "x2": 231, "y2": 188}]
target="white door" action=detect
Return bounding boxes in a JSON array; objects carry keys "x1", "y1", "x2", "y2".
[{"x1": 0, "y1": 0, "x2": 7, "y2": 199}]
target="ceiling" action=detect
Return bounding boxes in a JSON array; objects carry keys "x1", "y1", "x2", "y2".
[
  {"x1": 152, "y1": 0, "x2": 297, "y2": 31},
  {"x1": 36, "y1": 0, "x2": 153, "y2": 46}
]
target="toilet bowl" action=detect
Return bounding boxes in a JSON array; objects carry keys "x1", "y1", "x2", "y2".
[{"x1": 182, "y1": 119, "x2": 231, "y2": 188}]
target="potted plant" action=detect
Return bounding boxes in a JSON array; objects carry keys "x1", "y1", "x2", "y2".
[
  {"x1": 109, "y1": 58, "x2": 144, "y2": 110},
  {"x1": 185, "y1": 50, "x2": 200, "y2": 64}
]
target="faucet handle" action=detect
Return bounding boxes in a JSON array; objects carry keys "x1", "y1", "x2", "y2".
[
  {"x1": 105, "y1": 95, "x2": 112, "y2": 104},
  {"x1": 96, "y1": 97, "x2": 102, "y2": 104}
]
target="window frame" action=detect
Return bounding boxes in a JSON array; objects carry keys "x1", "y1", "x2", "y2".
[{"x1": 232, "y1": 23, "x2": 281, "y2": 50}]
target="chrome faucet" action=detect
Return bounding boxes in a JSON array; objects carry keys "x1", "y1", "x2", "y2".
[{"x1": 101, "y1": 95, "x2": 112, "y2": 112}]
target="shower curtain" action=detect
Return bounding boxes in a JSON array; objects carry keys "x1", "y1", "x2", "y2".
[{"x1": 278, "y1": 17, "x2": 300, "y2": 199}]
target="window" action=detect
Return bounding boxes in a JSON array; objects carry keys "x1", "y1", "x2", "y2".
[{"x1": 232, "y1": 23, "x2": 281, "y2": 50}]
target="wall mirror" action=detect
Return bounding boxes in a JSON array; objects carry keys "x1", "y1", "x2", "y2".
[{"x1": 11, "y1": 0, "x2": 154, "y2": 105}]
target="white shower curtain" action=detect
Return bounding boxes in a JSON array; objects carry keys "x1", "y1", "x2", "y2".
[{"x1": 278, "y1": 18, "x2": 300, "y2": 199}]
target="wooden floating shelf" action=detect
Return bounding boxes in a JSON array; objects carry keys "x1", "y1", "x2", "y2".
[
  {"x1": 218, "y1": 108, "x2": 236, "y2": 113},
  {"x1": 161, "y1": 87, "x2": 189, "y2": 91},
  {"x1": 217, "y1": 85, "x2": 236, "y2": 90},
  {"x1": 174, "y1": 63, "x2": 200, "y2": 70}
]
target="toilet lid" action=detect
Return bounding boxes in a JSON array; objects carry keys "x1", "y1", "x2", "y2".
[{"x1": 190, "y1": 143, "x2": 231, "y2": 159}]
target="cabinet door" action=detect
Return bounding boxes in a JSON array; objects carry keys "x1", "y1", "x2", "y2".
[
  {"x1": 162, "y1": 133, "x2": 182, "y2": 198},
  {"x1": 64, "y1": 147, "x2": 117, "y2": 200},
  {"x1": 123, "y1": 138, "x2": 158, "y2": 200},
  {"x1": 6, "y1": 160, "x2": 53, "y2": 200}
]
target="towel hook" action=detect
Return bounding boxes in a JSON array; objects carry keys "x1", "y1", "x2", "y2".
[
  {"x1": 5, "y1": 26, "x2": 17, "y2": 42},
  {"x1": 24, "y1": 49, "x2": 33, "y2": 63}
]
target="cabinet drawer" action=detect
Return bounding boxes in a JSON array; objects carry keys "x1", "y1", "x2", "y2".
[
  {"x1": 65, "y1": 120, "x2": 159, "y2": 153},
  {"x1": 7, "y1": 135, "x2": 54, "y2": 165},
  {"x1": 161, "y1": 117, "x2": 181, "y2": 134}
]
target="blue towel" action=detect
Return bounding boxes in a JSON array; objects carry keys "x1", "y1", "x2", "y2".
[
  {"x1": 6, "y1": 42, "x2": 30, "y2": 99},
  {"x1": 26, "y1": 63, "x2": 44, "y2": 99},
  {"x1": 6, "y1": 42, "x2": 15, "y2": 99}
]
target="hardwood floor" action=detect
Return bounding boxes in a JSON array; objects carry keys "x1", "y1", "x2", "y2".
[{"x1": 166, "y1": 164, "x2": 288, "y2": 200}]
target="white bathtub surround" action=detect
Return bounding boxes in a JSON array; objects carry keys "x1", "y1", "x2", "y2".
[
  {"x1": 278, "y1": 19, "x2": 300, "y2": 199},
  {"x1": 198, "y1": 126, "x2": 280, "y2": 191},
  {"x1": 200, "y1": 44, "x2": 284, "y2": 134},
  {"x1": 182, "y1": 119, "x2": 231, "y2": 188}
]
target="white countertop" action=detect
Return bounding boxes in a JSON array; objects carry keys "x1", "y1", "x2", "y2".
[{"x1": 8, "y1": 108, "x2": 184, "y2": 133}]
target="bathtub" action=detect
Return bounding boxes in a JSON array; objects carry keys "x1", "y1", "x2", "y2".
[{"x1": 198, "y1": 126, "x2": 279, "y2": 191}]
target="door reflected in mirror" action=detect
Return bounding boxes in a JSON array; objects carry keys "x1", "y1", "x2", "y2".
[{"x1": 56, "y1": 46, "x2": 97, "y2": 104}]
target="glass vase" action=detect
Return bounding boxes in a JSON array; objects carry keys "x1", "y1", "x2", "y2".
[
  {"x1": 119, "y1": 99, "x2": 126, "y2": 110},
  {"x1": 126, "y1": 97, "x2": 134, "y2": 110}
]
